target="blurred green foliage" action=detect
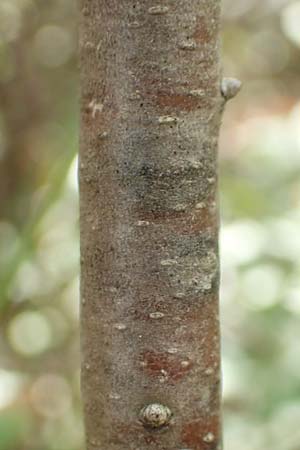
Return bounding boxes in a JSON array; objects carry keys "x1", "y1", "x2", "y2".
[
  {"x1": 0, "y1": 0, "x2": 300, "y2": 449},
  {"x1": 221, "y1": 2, "x2": 300, "y2": 449}
]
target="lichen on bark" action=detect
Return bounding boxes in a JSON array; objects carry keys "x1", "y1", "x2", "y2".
[{"x1": 79, "y1": 1, "x2": 224, "y2": 449}]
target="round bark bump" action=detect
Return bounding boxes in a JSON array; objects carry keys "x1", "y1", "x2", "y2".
[
  {"x1": 221, "y1": 77, "x2": 242, "y2": 101},
  {"x1": 139, "y1": 403, "x2": 172, "y2": 428},
  {"x1": 203, "y1": 432, "x2": 215, "y2": 443}
]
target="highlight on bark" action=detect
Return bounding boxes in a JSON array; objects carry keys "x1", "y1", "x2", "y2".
[{"x1": 79, "y1": 1, "x2": 240, "y2": 449}]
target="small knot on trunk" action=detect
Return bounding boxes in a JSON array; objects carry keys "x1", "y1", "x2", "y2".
[
  {"x1": 139, "y1": 403, "x2": 172, "y2": 429},
  {"x1": 221, "y1": 77, "x2": 242, "y2": 101}
]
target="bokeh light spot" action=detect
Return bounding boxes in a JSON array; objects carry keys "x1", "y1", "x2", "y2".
[
  {"x1": 8, "y1": 311, "x2": 52, "y2": 357},
  {"x1": 33, "y1": 25, "x2": 74, "y2": 68},
  {"x1": 281, "y1": 2, "x2": 300, "y2": 47},
  {"x1": 30, "y1": 374, "x2": 72, "y2": 418},
  {"x1": 0, "y1": 2, "x2": 22, "y2": 44}
]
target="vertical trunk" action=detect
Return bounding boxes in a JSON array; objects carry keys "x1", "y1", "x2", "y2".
[{"x1": 80, "y1": 1, "x2": 224, "y2": 449}]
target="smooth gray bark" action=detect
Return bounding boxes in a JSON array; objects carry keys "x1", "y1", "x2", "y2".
[{"x1": 79, "y1": 1, "x2": 233, "y2": 449}]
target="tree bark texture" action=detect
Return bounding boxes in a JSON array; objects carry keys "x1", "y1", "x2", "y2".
[{"x1": 79, "y1": 1, "x2": 223, "y2": 449}]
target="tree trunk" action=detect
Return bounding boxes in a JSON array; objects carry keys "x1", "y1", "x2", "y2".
[{"x1": 79, "y1": 1, "x2": 227, "y2": 449}]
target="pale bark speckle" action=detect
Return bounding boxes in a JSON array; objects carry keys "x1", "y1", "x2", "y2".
[
  {"x1": 178, "y1": 40, "x2": 197, "y2": 50},
  {"x1": 148, "y1": 6, "x2": 170, "y2": 15}
]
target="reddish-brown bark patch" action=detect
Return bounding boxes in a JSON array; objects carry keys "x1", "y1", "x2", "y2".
[
  {"x1": 192, "y1": 16, "x2": 212, "y2": 44},
  {"x1": 112, "y1": 422, "x2": 142, "y2": 445},
  {"x1": 188, "y1": 207, "x2": 217, "y2": 234},
  {"x1": 173, "y1": 297, "x2": 220, "y2": 371},
  {"x1": 154, "y1": 91, "x2": 203, "y2": 112},
  {"x1": 140, "y1": 350, "x2": 193, "y2": 382},
  {"x1": 181, "y1": 415, "x2": 220, "y2": 449},
  {"x1": 135, "y1": 208, "x2": 217, "y2": 235}
]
